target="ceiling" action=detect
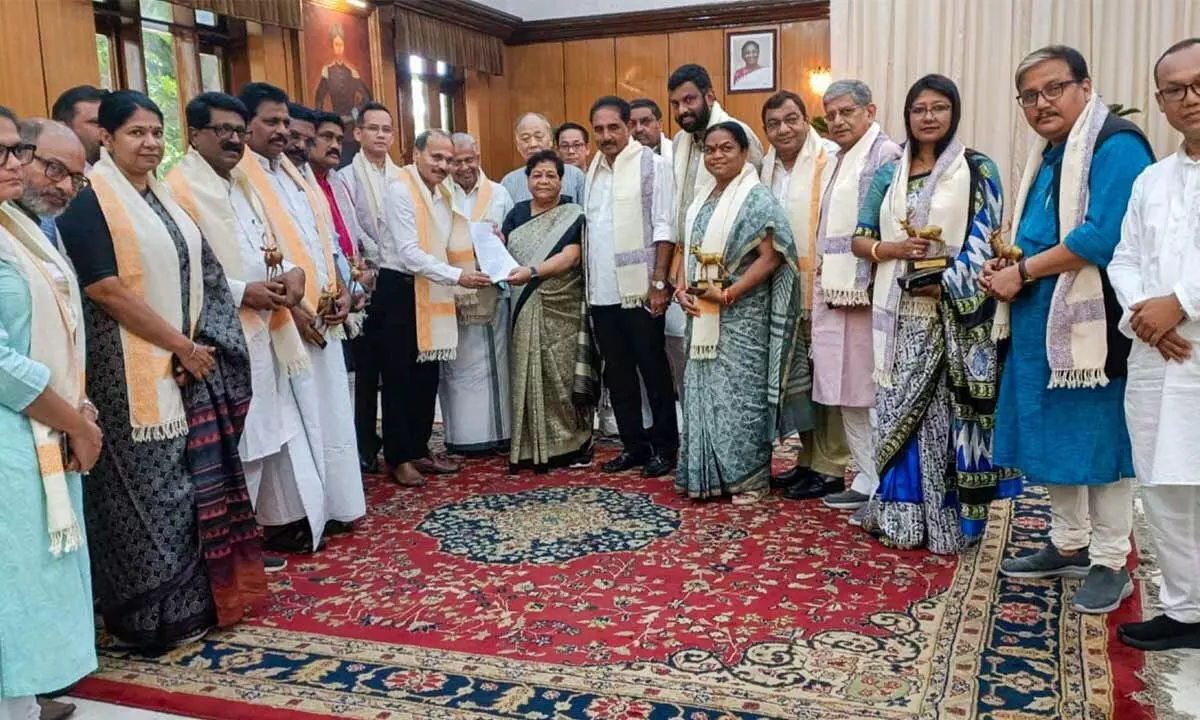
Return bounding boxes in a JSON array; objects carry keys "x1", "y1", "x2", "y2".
[{"x1": 470, "y1": 0, "x2": 748, "y2": 21}]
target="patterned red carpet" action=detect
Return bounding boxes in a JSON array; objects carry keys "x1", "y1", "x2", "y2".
[{"x1": 75, "y1": 444, "x2": 1152, "y2": 719}]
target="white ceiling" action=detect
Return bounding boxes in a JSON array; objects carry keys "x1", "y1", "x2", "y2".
[{"x1": 477, "y1": 0, "x2": 748, "y2": 21}]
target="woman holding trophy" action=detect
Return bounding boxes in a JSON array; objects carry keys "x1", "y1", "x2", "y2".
[
  {"x1": 850, "y1": 74, "x2": 1020, "y2": 553},
  {"x1": 673, "y1": 122, "x2": 811, "y2": 505}
]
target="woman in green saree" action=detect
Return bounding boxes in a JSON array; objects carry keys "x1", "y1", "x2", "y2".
[
  {"x1": 674, "y1": 122, "x2": 812, "y2": 504},
  {"x1": 501, "y1": 150, "x2": 599, "y2": 472}
]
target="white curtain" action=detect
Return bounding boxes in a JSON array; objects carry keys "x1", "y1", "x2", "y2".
[{"x1": 831, "y1": 0, "x2": 1199, "y2": 214}]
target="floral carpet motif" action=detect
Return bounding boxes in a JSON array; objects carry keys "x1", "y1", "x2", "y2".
[{"x1": 74, "y1": 445, "x2": 1151, "y2": 719}]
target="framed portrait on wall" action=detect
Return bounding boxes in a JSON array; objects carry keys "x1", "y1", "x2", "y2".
[
  {"x1": 303, "y1": 2, "x2": 373, "y2": 118},
  {"x1": 727, "y1": 29, "x2": 778, "y2": 94}
]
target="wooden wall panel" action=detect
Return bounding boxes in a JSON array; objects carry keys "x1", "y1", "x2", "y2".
[
  {"x1": 505, "y1": 42, "x2": 565, "y2": 171},
  {"x1": 0, "y1": 0, "x2": 49, "y2": 117},
  {"x1": 666, "y1": 29, "x2": 726, "y2": 138},
  {"x1": 562, "y1": 38, "x2": 616, "y2": 130},
  {"x1": 780, "y1": 19, "x2": 831, "y2": 121},
  {"x1": 615, "y1": 34, "x2": 669, "y2": 125},
  {"x1": 36, "y1": 0, "x2": 100, "y2": 114}
]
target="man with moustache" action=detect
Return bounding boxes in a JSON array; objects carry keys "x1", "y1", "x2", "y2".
[
  {"x1": 442, "y1": 132, "x2": 514, "y2": 456},
  {"x1": 51, "y1": 85, "x2": 107, "y2": 168},
  {"x1": 345, "y1": 102, "x2": 397, "y2": 472},
  {"x1": 810, "y1": 80, "x2": 900, "y2": 519},
  {"x1": 1109, "y1": 37, "x2": 1200, "y2": 650},
  {"x1": 164, "y1": 91, "x2": 332, "y2": 555},
  {"x1": 982, "y1": 46, "x2": 1154, "y2": 615},
  {"x1": 12, "y1": 119, "x2": 87, "y2": 251},
  {"x1": 370, "y1": 129, "x2": 492, "y2": 486},
  {"x1": 555, "y1": 121, "x2": 591, "y2": 172},
  {"x1": 668, "y1": 64, "x2": 763, "y2": 244},
  {"x1": 501, "y1": 112, "x2": 587, "y2": 204},
  {"x1": 235, "y1": 83, "x2": 366, "y2": 552},
  {"x1": 583, "y1": 96, "x2": 678, "y2": 477},
  {"x1": 757, "y1": 90, "x2": 851, "y2": 501}
]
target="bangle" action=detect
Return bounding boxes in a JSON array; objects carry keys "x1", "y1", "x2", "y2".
[
  {"x1": 186, "y1": 341, "x2": 198, "y2": 359},
  {"x1": 722, "y1": 288, "x2": 734, "y2": 306},
  {"x1": 870, "y1": 241, "x2": 883, "y2": 263}
]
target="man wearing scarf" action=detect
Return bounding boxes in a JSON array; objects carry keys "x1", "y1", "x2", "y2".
[
  {"x1": 758, "y1": 90, "x2": 851, "y2": 501},
  {"x1": 235, "y1": 84, "x2": 366, "y2": 552},
  {"x1": 982, "y1": 46, "x2": 1153, "y2": 615},
  {"x1": 811, "y1": 80, "x2": 901, "y2": 514},
  {"x1": 584, "y1": 96, "x2": 678, "y2": 478},
  {"x1": 370, "y1": 129, "x2": 492, "y2": 487},
  {"x1": 442, "y1": 132, "x2": 514, "y2": 456},
  {"x1": 166, "y1": 91, "x2": 332, "y2": 557}
]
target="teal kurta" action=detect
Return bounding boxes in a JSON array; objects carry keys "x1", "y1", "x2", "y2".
[{"x1": 0, "y1": 260, "x2": 97, "y2": 697}]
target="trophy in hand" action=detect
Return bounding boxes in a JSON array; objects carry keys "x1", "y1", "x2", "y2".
[
  {"x1": 988, "y1": 222, "x2": 1022, "y2": 268},
  {"x1": 896, "y1": 218, "x2": 950, "y2": 292},
  {"x1": 262, "y1": 243, "x2": 285, "y2": 281},
  {"x1": 685, "y1": 246, "x2": 730, "y2": 296}
]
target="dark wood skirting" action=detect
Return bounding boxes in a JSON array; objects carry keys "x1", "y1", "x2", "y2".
[{"x1": 381, "y1": 0, "x2": 829, "y2": 44}]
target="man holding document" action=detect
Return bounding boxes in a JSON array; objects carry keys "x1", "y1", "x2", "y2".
[
  {"x1": 443, "y1": 132, "x2": 515, "y2": 455},
  {"x1": 369, "y1": 129, "x2": 492, "y2": 487}
]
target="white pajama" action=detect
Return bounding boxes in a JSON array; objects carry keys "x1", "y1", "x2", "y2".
[
  {"x1": 1141, "y1": 485, "x2": 1200, "y2": 623},
  {"x1": 0, "y1": 697, "x2": 38, "y2": 720},
  {"x1": 1046, "y1": 479, "x2": 1134, "y2": 570},
  {"x1": 843, "y1": 406, "x2": 878, "y2": 496}
]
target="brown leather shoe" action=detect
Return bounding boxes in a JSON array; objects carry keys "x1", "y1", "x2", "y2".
[
  {"x1": 412, "y1": 455, "x2": 461, "y2": 475},
  {"x1": 37, "y1": 698, "x2": 76, "y2": 720}
]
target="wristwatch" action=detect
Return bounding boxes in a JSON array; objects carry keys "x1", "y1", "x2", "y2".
[
  {"x1": 652, "y1": 280, "x2": 667, "y2": 291},
  {"x1": 528, "y1": 266, "x2": 540, "y2": 281}
]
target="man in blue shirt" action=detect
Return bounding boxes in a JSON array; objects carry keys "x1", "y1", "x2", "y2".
[{"x1": 981, "y1": 46, "x2": 1155, "y2": 614}]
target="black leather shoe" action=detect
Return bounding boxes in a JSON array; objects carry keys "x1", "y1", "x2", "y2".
[
  {"x1": 602, "y1": 452, "x2": 650, "y2": 473},
  {"x1": 771, "y1": 465, "x2": 809, "y2": 489},
  {"x1": 642, "y1": 455, "x2": 676, "y2": 478},
  {"x1": 782, "y1": 473, "x2": 828, "y2": 500}
]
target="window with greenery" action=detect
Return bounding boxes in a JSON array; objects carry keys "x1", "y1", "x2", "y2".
[
  {"x1": 96, "y1": 33, "x2": 114, "y2": 90},
  {"x1": 142, "y1": 3, "x2": 184, "y2": 169}
]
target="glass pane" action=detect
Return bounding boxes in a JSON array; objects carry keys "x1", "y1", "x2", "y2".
[
  {"x1": 96, "y1": 34, "x2": 114, "y2": 90},
  {"x1": 195, "y1": 9, "x2": 217, "y2": 26},
  {"x1": 142, "y1": 23, "x2": 184, "y2": 170},
  {"x1": 140, "y1": 0, "x2": 174, "y2": 22},
  {"x1": 411, "y1": 76, "x2": 428, "y2": 136},
  {"x1": 200, "y1": 52, "x2": 223, "y2": 92},
  {"x1": 440, "y1": 92, "x2": 451, "y2": 132},
  {"x1": 408, "y1": 55, "x2": 425, "y2": 75},
  {"x1": 436, "y1": 61, "x2": 447, "y2": 76}
]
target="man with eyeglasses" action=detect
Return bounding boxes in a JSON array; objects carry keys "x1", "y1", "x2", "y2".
[
  {"x1": 980, "y1": 46, "x2": 1154, "y2": 616},
  {"x1": 13, "y1": 119, "x2": 87, "y2": 254},
  {"x1": 810, "y1": 79, "x2": 901, "y2": 517},
  {"x1": 165, "y1": 91, "x2": 326, "y2": 570},
  {"x1": 555, "y1": 122, "x2": 591, "y2": 172},
  {"x1": 235, "y1": 83, "x2": 366, "y2": 555},
  {"x1": 757, "y1": 90, "x2": 849, "y2": 503},
  {"x1": 1106, "y1": 38, "x2": 1200, "y2": 651}
]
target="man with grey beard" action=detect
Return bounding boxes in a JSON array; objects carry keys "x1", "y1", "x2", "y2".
[{"x1": 14, "y1": 119, "x2": 87, "y2": 251}]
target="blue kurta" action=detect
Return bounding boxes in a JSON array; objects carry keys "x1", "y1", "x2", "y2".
[
  {"x1": 0, "y1": 260, "x2": 97, "y2": 697},
  {"x1": 993, "y1": 133, "x2": 1153, "y2": 486}
]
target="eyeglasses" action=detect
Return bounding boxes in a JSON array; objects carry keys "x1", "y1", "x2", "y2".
[
  {"x1": 34, "y1": 155, "x2": 89, "y2": 192},
  {"x1": 1016, "y1": 80, "x2": 1079, "y2": 108},
  {"x1": 909, "y1": 103, "x2": 952, "y2": 117},
  {"x1": 202, "y1": 124, "x2": 248, "y2": 141},
  {"x1": 558, "y1": 142, "x2": 587, "y2": 152},
  {"x1": 1157, "y1": 81, "x2": 1200, "y2": 104},
  {"x1": 0, "y1": 142, "x2": 36, "y2": 166},
  {"x1": 763, "y1": 113, "x2": 807, "y2": 132}
]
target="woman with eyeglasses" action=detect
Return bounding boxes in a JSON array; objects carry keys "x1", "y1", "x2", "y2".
[
  {"x1": 849, "y1": 74, "x2": 1020, "y2": 553},
  {"x1": 57, "y1": 90, "x2": 263, "y2": 651},
  {"x1": 0, "y1": 105, "x2": 100, "y2": 720}
]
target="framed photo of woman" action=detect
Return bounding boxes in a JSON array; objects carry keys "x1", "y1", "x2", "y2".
[{"x1": 727, "y1": 29, "x2": 778, "y2": 94}]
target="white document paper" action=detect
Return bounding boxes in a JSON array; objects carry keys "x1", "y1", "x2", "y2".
[{"x1": 470, "y1": 221, "x2": 520, "y2": 282}]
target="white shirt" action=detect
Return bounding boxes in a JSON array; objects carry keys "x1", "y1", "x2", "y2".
[
  {"x1": 228, "y1": 182, "x2": 268, "y2": 307},
  {"x1": 382, "y1": 175, "x2": 461, "y2": 285},
  {"x1": 452, "y1": 175, "x2": 514, "y2": 226},
  {"x1": 769, "y1": 157, "x2": 792, "y2": 202},
  {"x1": 259, "y1": 155, "x2": 336, "y2": 285},
  {"x1": 584, "y1": 149, "x2": 675, "y2": 306}
]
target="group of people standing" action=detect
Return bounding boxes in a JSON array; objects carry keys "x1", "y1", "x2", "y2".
[{"x1": 3, "y1": 33, "x2": 1200, "y2": 720}]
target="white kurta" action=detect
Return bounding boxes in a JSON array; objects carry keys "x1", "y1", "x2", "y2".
[
  {"x1": 1110, "y1": 148, "x2": 1200, "y2": 487},
  {"x1": 441, "y1": 176, "x2": 514, "y2": 452},
  {"x1": 261, "y1": 159, "x2": 366, "y2": 524}
]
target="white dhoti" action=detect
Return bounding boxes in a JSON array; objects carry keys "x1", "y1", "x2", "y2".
[{"x1": 440, "y1": 302, "x2": 513, "y2": 453}]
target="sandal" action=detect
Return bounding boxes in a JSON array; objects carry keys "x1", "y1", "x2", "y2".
[{"x1": 732, "y1": 490, "x2": 766, "y2": 506}]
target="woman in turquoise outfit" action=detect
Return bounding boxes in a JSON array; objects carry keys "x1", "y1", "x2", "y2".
[
  {"x1": 673, "y1": 122, "x2": 812, "y2": 505},
  {"x1": 0, "y1": 106, "x2": 101, "y2": 719}
]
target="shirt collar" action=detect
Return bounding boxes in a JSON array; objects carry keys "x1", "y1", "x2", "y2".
[{"x1": 1177, "y1": 144, "x2": 1200, "y2": 167}]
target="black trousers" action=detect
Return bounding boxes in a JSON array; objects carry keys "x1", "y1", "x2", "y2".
[
  {"x1": 590, "y1": 304, "x2": 679, "y2": 459},
  {"x1": 362, "y1": 269, "x2": 439, "y2": 466},
  {"x1": 351, "y1": 331, "x2": 380, "y2": 460}
]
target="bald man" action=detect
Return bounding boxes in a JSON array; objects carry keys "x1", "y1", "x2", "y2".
[
  {"x1": 500, "y1": 112, "x2": 587, "y2": 204},
  {"x1": 14, "y1": 118, "x2": 87, "y2": 252},
  {"x1": 442, "y1": 132, "x2": 514, "y2": 455}
]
